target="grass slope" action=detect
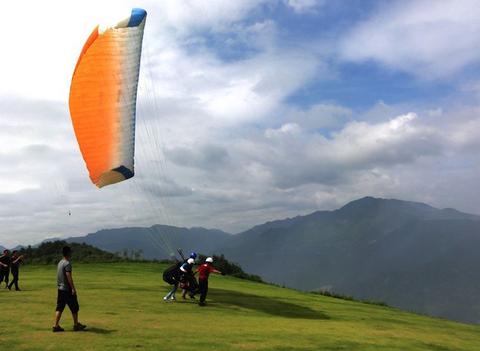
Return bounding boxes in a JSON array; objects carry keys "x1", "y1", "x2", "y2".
[{"x1": 0, "y1": 262, "x2": 479, "y2": 350}]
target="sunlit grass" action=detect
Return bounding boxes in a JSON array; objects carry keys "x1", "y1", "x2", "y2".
[{"x1": 0, "y1": 262, "x2": 479, "y2": 350}]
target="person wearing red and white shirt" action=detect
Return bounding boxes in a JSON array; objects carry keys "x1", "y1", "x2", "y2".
[{"x1": 197, "y1": 257, "x2": 224, "y2": 306}]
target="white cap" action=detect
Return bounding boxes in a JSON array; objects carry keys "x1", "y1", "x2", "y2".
[
  {"x1": 187, "y1": 258, "x2": 195, "y2": 264},
  {"x1": 206, "y1": 257, "x2": 213, "y2": 263}
]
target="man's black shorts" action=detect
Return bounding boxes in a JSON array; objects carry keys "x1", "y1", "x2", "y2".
[{"x1": 56, "y1": 289, "x2": 80, "y2": 313}]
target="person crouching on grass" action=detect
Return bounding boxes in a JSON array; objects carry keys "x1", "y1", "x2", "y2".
[
  {"x1": 52, "y1": 246, "x2": 86, "y2": 332},
  {"x1": 197, "y1": 257, "x2": 224, "y2": 306}
]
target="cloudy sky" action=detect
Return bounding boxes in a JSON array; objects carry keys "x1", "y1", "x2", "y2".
[{"x1": 1, "y1": 0, "x2": 480, "y2": 247}]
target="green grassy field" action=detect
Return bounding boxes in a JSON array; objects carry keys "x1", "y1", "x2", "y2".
[{"x1": 0, "y1": 262, "x2": 479, "y2": 350}]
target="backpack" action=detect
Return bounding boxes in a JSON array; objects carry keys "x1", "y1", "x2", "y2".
[{"x1": 163, "y1": 262, "x2": 182, "y2": 284}]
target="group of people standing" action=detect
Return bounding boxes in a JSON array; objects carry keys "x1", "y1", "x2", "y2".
[
  {"x1": 0, "y1": 249, "x2": 24, "y2": 291},
  {"x1": 163, "y1": 252, "x2": 224, "y2": 306}
]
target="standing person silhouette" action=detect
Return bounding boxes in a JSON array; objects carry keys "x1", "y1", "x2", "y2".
[
  {"x1": 8, "y1": 250, "x2": 24, "y2": 291},
  {"x1": 52, "y1": 246, "x2": 86, "y2": 332},
  {"x1": 0, "y1": 249, "x2": 11, "y2": 288},
  {"x1": 197, "y1": 257, "x2": 224, "y2": 306}
]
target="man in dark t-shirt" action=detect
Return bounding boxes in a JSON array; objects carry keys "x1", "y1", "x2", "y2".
[
  {"x1": 0, "y1": 249, "x2": 11, "y2": 288},
  {"x1": 8, "y1": 250, "x2": 23, "y2": 291},
  {"x1": 52, "y1": 246, "x2": 86, "y2": 332}
]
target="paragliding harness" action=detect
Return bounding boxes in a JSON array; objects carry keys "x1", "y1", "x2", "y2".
[
  {"x1": 162, "y1": 249, "x2": 193, "y2": 286},
  {"x1": 162, "y1": 262, "x2": 182, "y2": 285},
  {"x1": 180, "y1": 271, "x2": 199, "y2": 293}
]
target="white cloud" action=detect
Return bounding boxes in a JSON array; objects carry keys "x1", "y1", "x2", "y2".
[
  {"x1": 166, "y1": 144, "x2": 230, "y2": 170},
  {"x1": 326, "y1": 113, "x2": 440, "y2": 167},
  {"x1": 237, "y1": 112, "x2": 443, "y2": 189},
  {"x1": 286, "y1": 0, "x2": 323, "y2": 14},
  {"x1": 158, "y1": 0, "x2": 273, "y2": 33},
  {"x1": 283, "y1": 103, "x2": 352, "y2": 129},
  {"x1": 265, "y1": 123, "x2": 301, "y2": 138},
  {"x1": 145, "y1": 45, "x2": 319, "y2": 124},
  {"x1": 444, "y1": 109, "x2": 480, "y2": 150},
  {"x1": 339, "y1": 0, "x2": 480, "y2": 78},
  {"x1": 0, "y1": 0, "x2": 140, "y2": 101},
  {"x1": 0, "y1": 0, "x2": 275, "y2": 102}
]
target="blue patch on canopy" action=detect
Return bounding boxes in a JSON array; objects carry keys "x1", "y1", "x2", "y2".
[{"x1": 127, "y1": 8, "x2": 147, "y2": 27}]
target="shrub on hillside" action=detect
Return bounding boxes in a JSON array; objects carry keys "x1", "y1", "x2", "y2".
[
  {"x1": 19, "y1": 241, "x2": 124, "y2": 265},
  {"x1": 198, "y1": 254, "x2": 263, "y2": 283}
]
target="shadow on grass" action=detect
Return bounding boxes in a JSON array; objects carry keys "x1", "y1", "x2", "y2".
[
  {"x1": 210, "y1": 288, "x2": 329, "y2": 320},
  {"x1": 85, "y1": 327, "x2": 116, "y2": 334}
]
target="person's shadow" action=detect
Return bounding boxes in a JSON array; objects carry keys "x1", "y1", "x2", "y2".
[
  {"x1": 209, "y1": 288, "x2": 329, "y2": 320},
  {"x1": 84, "y1": 327, "x2": 116, "y2": 334}
]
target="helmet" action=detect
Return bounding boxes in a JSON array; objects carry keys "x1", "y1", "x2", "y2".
[
  {"x1": 205, "y1": 257, "x2": 213, "y2": 263},
  {"x1": 187, "y1": 258, "x2": 195, "y2": 264},
  {"x1": 189, "y1": 252, "x2": 198, "y2": 259}
]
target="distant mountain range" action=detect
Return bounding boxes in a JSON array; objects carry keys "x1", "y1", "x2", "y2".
[
  {"x1": 66, "y1": 225, "x2": 231, "y2": 259},
  {"x1": 2, "y1": 197, "x2": 480, "y2": 323},
  {"x1": 221, "y1": 197, "x2": 480, "y2": 323}
]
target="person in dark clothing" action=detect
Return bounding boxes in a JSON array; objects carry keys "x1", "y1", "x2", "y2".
[
  {"x1": 0, "y1": 249, "x2": 11, "y2": 288},
  {"x1": 8, "y1": 250, "x2": 24, "y2": 291},
  {"x1": 179, "y1": 258, "x2": 198, "y2": 299},
  {"x1": 197, "y1": 257, "x2": 224, "y2": 306},
  {"x1": 52, "y1": 246, "x2": 86, "y2": 332}
]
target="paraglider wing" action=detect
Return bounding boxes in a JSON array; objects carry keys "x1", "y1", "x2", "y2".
[{"x1": 69, "y1": 8, "x2": 147, "y2": 188}]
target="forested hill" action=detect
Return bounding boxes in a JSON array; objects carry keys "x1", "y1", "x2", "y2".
[
  {"x1": 18, "y1": 241, "x2": 123, "y2": 264},
  {"x1": 15, "y1": 241, "x2": 262, "y2": 283}
]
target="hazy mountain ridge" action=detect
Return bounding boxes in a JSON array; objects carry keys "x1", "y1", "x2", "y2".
[
  {"x1": 66, "y1": 225, "x2": 231, "y2": 259},
  {"x1": 221, "y1": 197, "x2": 480, "y2": 323}
]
